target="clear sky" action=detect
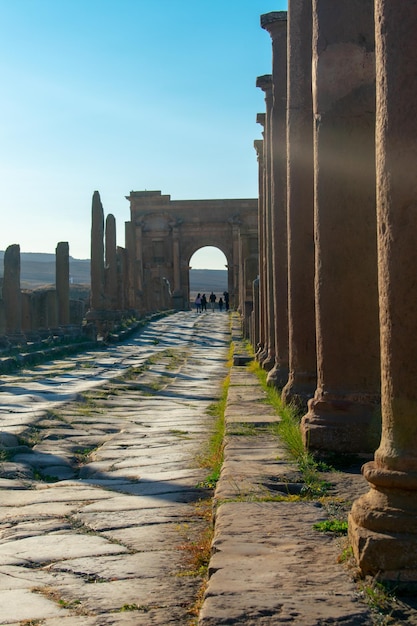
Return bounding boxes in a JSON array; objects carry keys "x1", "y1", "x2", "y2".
[{"x1": 1, "y1": 0, "x2": 287, "y2": 269}]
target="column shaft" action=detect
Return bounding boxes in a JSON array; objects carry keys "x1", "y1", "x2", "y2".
[
  {"x1": 282, "y1": 0, "x2": 317, "y2": 410},
  {"x1": 301, "y1": 0, "x2": 380, "y2": 452},
  {"x1": 56, "y1": 241, "x2": 70, "y2": 325},
  {"x1": 90, "y1": 191, "x2": 105, "y2": 312},
  {"x1": 262, "y1": 12, "x2": 290, "y2": 389},
  {"x1": 3, "y1": 244, "x2": 22, "y2": 334},
  {"x1": 256, "y1": 76, "x2": 275, "y2": 370},
  {"x1": 253, "y1": 139, "x2": 265, "y2": 352},
  {"x1": 105, "y1": 214, "x2": 118, "y2": 310}
]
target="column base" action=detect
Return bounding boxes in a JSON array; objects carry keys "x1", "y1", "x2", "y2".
[
  {"x1": 349, "y1": 462, "x2": 417, "y2": 582},
  {"x1": 257, "y1": 348, "x2": 275, "y2": 371},
  {"x1": 301, "y1": 390, "x2": 381, "y2": 452},
  {"x1": 266, "y1": 362, "x2": 289, "y2": 389},
  {"x1": 281, "y1": 371, "x2": 317, "y2": 411}
]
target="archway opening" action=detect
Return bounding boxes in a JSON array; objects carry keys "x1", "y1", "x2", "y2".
[{"x1": 189, "y1": 246, "x2": 228, "y2": 311}]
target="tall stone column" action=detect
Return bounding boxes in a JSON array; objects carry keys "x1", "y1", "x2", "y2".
[
  {"x1": 254, "y1": 134, "x2": 266, "y2": 355},
  {"x1": 56, "y1": 241, "x2": 70, "y2": 325},
  {"x1": 256, "y1": 75, "x2": 275, "y2": 370},
  {"x1": 3, "y1": 244, "x2": 22, "y2": 334},
  {"x1": 282, "y1": 0, "x2": 317, "y2": 410},
  {"x1": 90, "y1": 191, "x2": 105, "y2": 312},
  {"x1": 262, "y1": 11, "x2": 289, "y2": 389},
  {"x1": 301, "y1": 0, "x2": 380, "y2": 452},
  {"x1": 349, "y1": 0, "x2": 417, "y2": 581},
  {"x1": 105, "y1": 213, "x2": 118, "y2": 310}
]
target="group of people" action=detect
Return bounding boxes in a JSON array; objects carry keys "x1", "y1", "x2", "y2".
[{"x1": 194, "y1": 291, "x2": 229, "y2": 313}]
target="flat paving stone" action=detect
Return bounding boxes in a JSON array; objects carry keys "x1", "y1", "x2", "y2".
[{"x1": 0, "y1": 589, "x2": 64, "y2": 623}]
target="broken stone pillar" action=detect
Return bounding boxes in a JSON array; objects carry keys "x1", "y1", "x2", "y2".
[
  {"x1": 105, "y1": 214, "x2": 118, "y2": 310},
  {"x1": 349, "y1": 0, "x2": 417, "y2": 582},
  {"x1": 301, "y1": 0, "x2": 380, "y2": 452},
  {"x1": 281, "y1": 0, "x2": 317, "y2": 410},
  {"x1": 256, "y1": 75, "x2": 275, "y2": 370},
  {"x1": 261, "y1": 11, "x2": 289, "y2": 388},
  {"x1": 3, "y1": 244, "x2": 22, "y2": 334},
  {"x1": 90, "y1": 191, "x2": 105, "y2": 312},
  {"x1": 117, "y1": 246, "x2": 127, "y2": 312},
  {"x1": 56, "y1": 241, "x2": 70, "y2": 325}
]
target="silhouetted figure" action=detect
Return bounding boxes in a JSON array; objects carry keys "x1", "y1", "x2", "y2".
[
  {"x1": 218, "y1": 297, "x2": 224, "y2": 312},
  {"x1": 209, "y1": 291, "x2": 216, "y2": 311},
  {"x1": 223, "y1": 291, "x2": 230, "y2": 311},
  {"x1": 195, "y1": 293, "x2": 202, "y2": 313},
  {"x1": 201, "y1": 293, "x2": 207, "y2": 311}
]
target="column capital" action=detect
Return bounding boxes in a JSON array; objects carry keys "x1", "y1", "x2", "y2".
[
  {"x1": 256, "y1": 112, "x2": 266, "y2": 127},
  {"x1": 256, "y1": 74, "x2": 272, "y2": 94},
  {"x1": 254, "y1": 139, "x2": 263, "y2": 154},
  {"x1": 261, "y1": 11, "x2": 287, "y2": 36}
]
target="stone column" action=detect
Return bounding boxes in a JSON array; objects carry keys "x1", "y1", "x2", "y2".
[
  {"x1": 254, "y1": 134, "x2": 266, "y2": 355},
  {"x1": 56, "y1": 241, "x2": 69, "y2": 325},
  {"x1": 282, "y1": 0, "x2": 317, "y2": 410},
  {"x1": 262, "y1": 11, "x2": 289, "y2": 389},
  {"x1": 116, "y1": 246, "x2": 126, "y2": 312},
  {"x1": 252, "y1": 276, "x2": 260, "y2": 348},
  {"x1": 105, "y1": 213, "x2": 118, "y2": 310},
  {"x1": 349, "y1": 0, "x2": 417, "y2": 582},
  {"x1": 90, "y1": 191, "x2": 105, "y2": 312},
  {"x1": 256, "y1": 75, "x2": 275, "y2": 370},
  {"x1": 301, "y1": 0, "x2": 380, "y2": 452},
  {"x1": 3, "y1": 244, "x2": 22, "y2": 334}
]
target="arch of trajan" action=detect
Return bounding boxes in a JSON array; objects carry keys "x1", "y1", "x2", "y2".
[
  {"x1": 125, "y1": 191, "x2": 258, "y2": 316},
  {"x1": 1, "y1": 0, "x2": 416, "y2": 585}
]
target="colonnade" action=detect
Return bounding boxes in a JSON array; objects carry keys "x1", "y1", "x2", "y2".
[{"x1": 254, "y1": 0, "x2": 417, "y2": 582}]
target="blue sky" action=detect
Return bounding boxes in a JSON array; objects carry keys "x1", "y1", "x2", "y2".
[{"x1": 1, "y1": 0, "x2": 287, "y2": 268}]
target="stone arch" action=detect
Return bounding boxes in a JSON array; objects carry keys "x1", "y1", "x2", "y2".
[
  {"x1": 124, "y1": 191, "x2": 258, "y2": 314},
  {"x1": 187, "y1": 243, "x2": 231, "y2": 270}
]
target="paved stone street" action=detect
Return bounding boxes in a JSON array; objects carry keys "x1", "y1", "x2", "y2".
[
  {"x1": 2, "y1": 312, "x2": 417, "y2": 626},
  {"x1": 0, "y1": 311, "x2": 230, "y2": 625}
]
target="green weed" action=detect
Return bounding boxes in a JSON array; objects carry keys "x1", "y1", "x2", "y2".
[{"x1": 313, "y1": 519, "x2": 348, "y2": 534}]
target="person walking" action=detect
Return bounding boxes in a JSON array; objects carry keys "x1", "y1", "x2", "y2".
[
  {"x1": 209, "y1": 291, "x2": 216, "y2": 312},
  {"x1": 195, "y1": 293, "x2": 202, "y2": 313},
  {"x1": 201, "y1": 294, "x2": 207, "y2": 311},
  {"x1": 218, "y1": 297, "x2": 224, "y2": 312},
  {"x1": 223, "y1": 291, "x2": 230, "y2": 311}
]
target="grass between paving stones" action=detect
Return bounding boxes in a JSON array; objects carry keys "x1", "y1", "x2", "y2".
[
  {"x1": 249, "y1": 361, "x2": 330, "y2": 497},
  {"x1": 182, "y1": 348, "x2": 233, "y2": 623},
  {"x1": 196, "y1": 374, "x2": 229, "y2": 490},
  {"x1": 32, "y1": 586, "x2": 87, "y2": 615}
]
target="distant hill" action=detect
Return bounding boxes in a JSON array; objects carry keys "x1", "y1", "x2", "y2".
[
  {"x1": 189, "y1": 269, "x2": 227, "y2": 301},
  {"x1": 0, "y1": 252, "x2": 90, "y2": 288},
  {"x1": 0, "y1": 252, "x2": 227, "y2": 299}
]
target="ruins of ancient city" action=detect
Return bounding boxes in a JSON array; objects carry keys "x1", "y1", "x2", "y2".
[{"x1": 1, "y1": 0, "x2": 416, "y2": 613}]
